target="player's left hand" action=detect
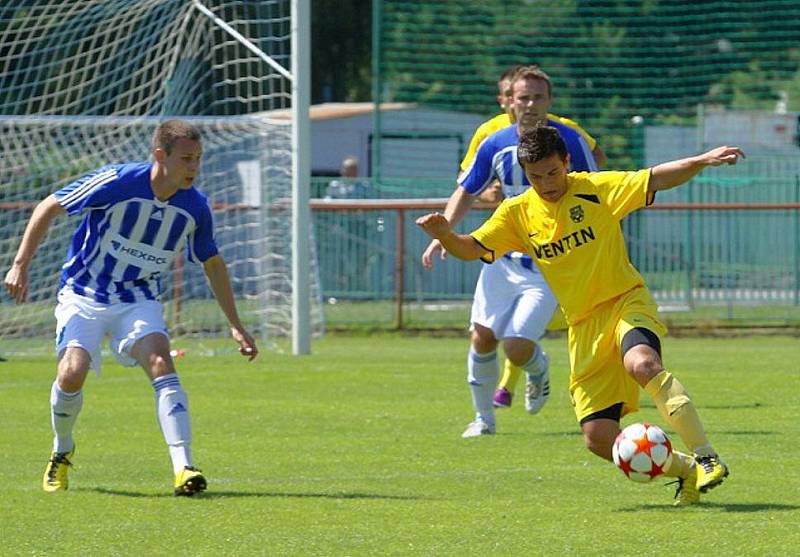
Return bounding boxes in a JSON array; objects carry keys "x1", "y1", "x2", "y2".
[
  {"x1": 3, "y1": 264, "x2": 29, "y2": 304},
  {"x1": 415, "y1": 212, "x2": 452, "y2": 240},
  {"x1": 231, "y1": 326, "x2": 258, "y2": 361},
  {"x1": 702, "y1": 146, "x2": 745, "y2": 167}
]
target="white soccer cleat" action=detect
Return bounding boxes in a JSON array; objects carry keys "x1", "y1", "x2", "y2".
[
  {"x1": 461, "y1": 420, "x2": 496, "y2": 438},
  {"x1": 525, "y1": 352, "x2": 550, "y2": 415}
]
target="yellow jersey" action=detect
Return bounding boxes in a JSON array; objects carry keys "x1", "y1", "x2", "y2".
[
  {"x1": 471, "y1": 169, "x2": 655, "y2": 325},
  {"x1": 460, "y1": 113, "x2": 598, "y2": 171}
]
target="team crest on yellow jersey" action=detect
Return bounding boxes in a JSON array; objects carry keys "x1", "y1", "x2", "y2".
[{"x1": 569, "y1": 205, "x2": 584, "y2": 223}]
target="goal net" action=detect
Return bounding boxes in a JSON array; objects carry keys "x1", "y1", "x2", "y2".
[{"x1": 0, "y1": 1, "x2": 323, "y2": 354}]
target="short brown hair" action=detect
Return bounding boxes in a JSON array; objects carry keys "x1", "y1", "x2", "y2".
[
  {"x1": 517, "y1": 125, "x2": 568, "y2": 165},
  {"x1": 498, "y1": 64, "x2": 524, "y2": 84},
  {"x1": 510, "y1": 65, "x2": 553, "y2": 98},
  {"x1": 152, "y1": 119, "x2": 202, "y2": 154}
]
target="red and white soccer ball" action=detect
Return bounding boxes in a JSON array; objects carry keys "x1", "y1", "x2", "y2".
[{"x1": 612, "y1": 422, "x2": 673, "y2": 483}]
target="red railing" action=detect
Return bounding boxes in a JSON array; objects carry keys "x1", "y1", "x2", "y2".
[{"x1": 4, "y1": 199, "x2": 799, "y2": 329}]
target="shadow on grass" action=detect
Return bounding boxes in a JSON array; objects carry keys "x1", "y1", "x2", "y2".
[
  {"x1": 640, "y1": 402, "x2": 768, "y2": 410},
  {"x1": 539, "y1": 430, "x2": 583, "y2": 437},
  {"x1": 88, "y1": 487, "x2": 421, "y2": 500},
  {"x1": 719, "y1": 430, "x2": 779, "y2": 435},
  {"x1": 618, "y1": 502, "x2": 800, "y2": 513}
]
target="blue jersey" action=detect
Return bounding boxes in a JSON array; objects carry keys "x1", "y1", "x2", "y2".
[
  {"x1": 459, "y1": 121, "x2": 598, "y2": 269},
  {"x1": 459, "y1": 121, "x2": 598, "y2": 196},
  {"x1": 54, "y1": 162, "x2": 218, "y2": 304}
]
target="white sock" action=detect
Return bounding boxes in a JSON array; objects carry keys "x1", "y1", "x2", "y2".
[
  {"x1": 50, "y1": 380, "x2": 82, "y2": 453},
  {"x1": 152, "y1": 373, "x2": 192, "y2": 474},
  {"x1": 467, "y1": 348, "x2": 498, "y2": 426},
  {"x1": 521, "y1": 344, "x2": 547, "y2": 377}
]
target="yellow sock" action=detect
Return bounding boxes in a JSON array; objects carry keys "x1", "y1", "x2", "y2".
[
  {"x1": 644, "y1": 370, "x2": 713, "y2": 456},
  {"x1": 663, "y1": 450, "x2": 693, "y2": 479},
  {"x1": 498, "y1": 358, "x2": 523, "y2": 392}
]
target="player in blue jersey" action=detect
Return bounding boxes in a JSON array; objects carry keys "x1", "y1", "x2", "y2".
[
  {"x1": 422, "y1": 66, "x2": 600, "y2": 437},
  {"x1": 462, "y1": 66, "x2": 605, "y2": 411},
  {"x1": 3, "y1": 120, "x2": 258, "y2": 495}
]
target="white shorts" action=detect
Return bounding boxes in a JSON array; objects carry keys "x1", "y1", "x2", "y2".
[
  {"x1": 54, "y1": 288, "x2": 169, "y2": 374},
  {"x1": 470, "y1": 256, "x2": 557, "y2": 342}
]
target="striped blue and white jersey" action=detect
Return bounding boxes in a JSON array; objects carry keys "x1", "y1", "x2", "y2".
[
  {"x1": 459, "y1": 121, "x2": 598, "y2": 196},
  {"x1": 458, "y1": 121, "x2": 598, "y2": 270},
  {"x1": 54, "y1": 162, "x2": 218, "y2": 304}
]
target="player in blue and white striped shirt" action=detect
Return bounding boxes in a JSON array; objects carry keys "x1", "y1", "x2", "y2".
[
  {"x1": 54, "y1": 161, "x2": 218, "y2": 304},
  {"x1": 4, "y1": 120, "x2": 258, "y2": 496},
  {"x1": 422, "y1": 66, "x2": 599, "y2": 438}
]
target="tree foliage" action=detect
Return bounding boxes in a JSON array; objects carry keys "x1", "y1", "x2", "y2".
[
  {"x1": 311, "y1": 0, "x2": 372, "y2": 103},
  {"x1": 376, "y1": 0, "x2": 800, "y2": 166}
]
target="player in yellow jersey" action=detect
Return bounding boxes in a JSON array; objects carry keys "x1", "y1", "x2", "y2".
[
  {"x1": 417, "y1": 125, "x2": 741, "y2": 505},
  {"x1": 459, "y1": 65, "x2": 519, "y2": 173}
]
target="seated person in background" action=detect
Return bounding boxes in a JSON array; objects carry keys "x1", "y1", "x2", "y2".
[{"x1": 325, "y1": 156, "x2": 372, "y2": 199}]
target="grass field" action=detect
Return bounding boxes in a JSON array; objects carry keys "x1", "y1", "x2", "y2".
[{"x1": 2, "y1": 334, "x2": 799, "y2": 556}]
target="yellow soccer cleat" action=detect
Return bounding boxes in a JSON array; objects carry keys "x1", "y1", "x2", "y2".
[
  {"x1": 174, "y1": 466, "x2": 207, "y2": 497},
  {"x1": 671, "y1": 465, "x2": 700, "y2": 506},
  {"x1": 43, "y1": 448, "x2": 75, "y2": 492},
  {"x1": 695, "y1": 454, "x2": 729, "y2": 493}
]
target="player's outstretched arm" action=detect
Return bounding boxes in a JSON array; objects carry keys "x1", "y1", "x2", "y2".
[
  {"x1": 202, "y1": 254, "x2": 258, "y2": 360},
  {"x1": 3, "y1": 194, "x2": 65, "y2": 304},
  {"x1": 649, "y1": 146, "x2": 745, "y2": 192},
  {"x1": 421, "y1": 185, "x2": 477, "y2": 269},
  {"x1": 416, "y1": 213, "x2": 488, "y2": 262}
]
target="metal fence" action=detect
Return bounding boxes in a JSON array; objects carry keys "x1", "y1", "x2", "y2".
[{"x1": 310, "y1": 158, "x2": 800, "y2": 330}]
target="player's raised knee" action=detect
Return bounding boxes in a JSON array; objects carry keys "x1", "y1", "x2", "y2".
[
  {"x1": 626, "y1": 357, "x2": 663, "y2": 384},
  {"x1": 623, "y1": 344, "x2": 663, "y2": 383}
]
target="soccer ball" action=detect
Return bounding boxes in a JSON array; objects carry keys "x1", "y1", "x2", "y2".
[{"x1": 612, "y1": 422, "x2": 673, "y2": 483}]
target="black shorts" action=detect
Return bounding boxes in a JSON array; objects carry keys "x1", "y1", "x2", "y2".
[
  {"x1": 621, "y1": 326, "x2": 661, "y2": 357},
  {"x1": 579, "y1": 402, "x2": 624, "y2": 425}
]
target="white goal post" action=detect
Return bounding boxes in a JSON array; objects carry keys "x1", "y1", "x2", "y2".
[{"x1": 0, "y1": 0, "x2": 318, "y2": 355}]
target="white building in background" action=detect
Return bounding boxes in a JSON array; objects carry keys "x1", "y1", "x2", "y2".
[
  {"x1": 266, "y1": 102, "x2": 485, "y2": 179},
  {"x1": 701, "y1": 108, "x2": 800, "y2": 153},
  {"x1": 644, "y1": 108, "x2": 800, "y2": 167}
]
